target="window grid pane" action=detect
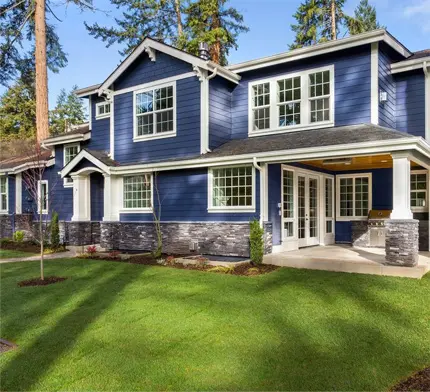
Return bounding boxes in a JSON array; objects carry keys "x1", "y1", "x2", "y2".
[
  {"x1": 0, "y1": 177, "x2": 6, "y2": 211},
  {"x1": 309, "y1": 70, "x2": 330, "y2": 123},
  {"x1": 411, "y1": 173, "x2": 427, "y2": 207},
  {"x1": 283, "y1": 170, "x2": 294, "y2": 218},
  {"x1": 212, "y1": 167, "x2": 253, "y2": 207},
  {"x1": 123, "y1": 175, "x2": 152, "y2": 209},
  {"x1": 253, "y1": 83, "x2": 270, "y2": 131}
]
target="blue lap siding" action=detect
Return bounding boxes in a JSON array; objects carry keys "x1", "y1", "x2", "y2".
[
  {"x1": 86, "y1": 95, "x2": 111, "y2": 152},
  {"x1": 378, "y1": 45, "x2": 397, "y2": 129}
]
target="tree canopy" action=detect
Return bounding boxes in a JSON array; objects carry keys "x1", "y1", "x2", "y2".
[{"x1": 346, "y1": 0, "x2": 383, "y2": 35}]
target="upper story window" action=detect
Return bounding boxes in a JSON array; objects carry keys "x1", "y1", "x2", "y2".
[
  {"x1": 411, "y1": 171, "x2": 428, "y2": 211},
  {"x1": 133, "y1": 82, "x2": 176, "y2": 142},
  {"x1": 0, "y1": 177, "x2": 8, "y2": 213},
  {"x1": 336, "y1": 173, "x2": 372, "y2": 220},
  {"x1": 249, "y1": 65, "x2": 334, "y2": 136},
  {"x1": 63, "y1": 143, "x2": 80, "y2": 186},
  {"x1": 96, "y1": 101, "x2": 111, "y2": 119}
]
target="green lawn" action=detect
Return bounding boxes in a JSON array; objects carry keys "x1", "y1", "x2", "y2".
[
  {"x1": 1, "y1": 259, "x2": 429, "y2": 391},
  {"x1": 0, "y1": 249, "x2": 37, "y2": 259}
]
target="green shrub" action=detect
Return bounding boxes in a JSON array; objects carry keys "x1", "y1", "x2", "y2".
[
  {"x1": 249, "y1": 219, "x2": 264, "y2": 265},
  {"x1": 13, "y1": 231, "x2": 25, "y2": 242},
  {"x1": 207, "y1": 265, "x2": 235, "y2": 274},
  {"x1": 50, "y1": 211, "x2": 60, "y2": 249}
]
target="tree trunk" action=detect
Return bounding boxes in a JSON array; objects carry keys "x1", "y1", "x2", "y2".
[
  {"x1": 35, "y1": 0, "x2": 49, "y2": 143},
  {"x1": 210, "y1": 2, "x2": 221, "y2": 64},
  {"x1": 174, "y1": 0, "x2": 183, "y2": 36},
  {"x1": 331, "y1": 0, "x2": 336, "y2": 40},
  {"x1": 39, "y1": 194, "x2": 44, "y2": 281}
]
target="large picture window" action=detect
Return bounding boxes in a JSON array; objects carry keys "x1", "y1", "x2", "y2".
[
  {"x1": 336, "y1": 174, "x2": 372, "y2": 220},
  {"x1": 134, "y1": 83, "x2": 176, "y2": 141},
  {"x1": 411, "y1": 171, "x2": 428, "y2": 211},
  {"x1": 123, "y1": 175, "x2": 152, "y2": 210},
  {"x1": 209, "y1": 166, "x2": 254, "y2": 212},
  {"x1": 249, "y1": 65, "x2": 334, "y2": 135},
  {"x1": 0, "y1": 177, "x2": 8, "y2": 213}
]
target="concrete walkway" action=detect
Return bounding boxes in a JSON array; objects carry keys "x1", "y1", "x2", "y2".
[
  {"x1": 0, "y1": 249, "x2": 77, "y2": 264},
  {"x1": 264, "y1": 245, "x2": 430, "y2": 279}
]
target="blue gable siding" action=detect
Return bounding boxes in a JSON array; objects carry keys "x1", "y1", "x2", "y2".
[
  {"x1": 268, "y1": 164, "x2": 282, "y2": 246},
  {"x1": 114, "y1": 76, "x2": 201, "y2": 163},
  {"x1": 209, "y1": 76, "x2": 233, "y2": 150},
  {"x1": 378, "y1": 46, "x2": 396, "y2": 129},
  {"x1": 50, "y1": 147, "x2": 73, "y2": 221},
  {"x1": 120, "y1": 168, "x2": 260, "y2": 222},
  {"x1": 86, "y1": 95, "x2": 110, "y2": 152},
  {"x1": 395, "y1": 70, "x2": 426, "y2": 137},
  {"x1": 231, "y1": 45, "x2": 371, "y2": 140}
]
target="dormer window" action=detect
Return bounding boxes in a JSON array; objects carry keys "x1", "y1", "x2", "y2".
[
  {"x1": 249, "y1": 65, "x2": 334, "y2": 136},
  {"x1": 133, "y1": 82, "x2": 176, "y2": 142},
  {"x1": 96, "y1": 101, "x2": 111, "y2": 119}
]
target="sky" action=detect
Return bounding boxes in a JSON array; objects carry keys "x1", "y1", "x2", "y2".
[{"x1": 5, "y1": 0, "x2": 430, "y2": 108}]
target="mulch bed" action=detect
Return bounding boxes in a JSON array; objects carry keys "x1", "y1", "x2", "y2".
[
  {"x1": 391, "y1": 367, "x2": 430, "y2": 392},
  {"x1": 0, "y1": 339, "x2": 17, "y2": 354},
  {"x1": 18, "y1": 276, "x2": 67, "y2": 287},
  {"x1": 1, "y1": 241, "x2": 40, "y2": 253}
]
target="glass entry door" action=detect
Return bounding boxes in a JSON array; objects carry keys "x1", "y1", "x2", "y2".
[{"x1": 297, "y1": 173, "x2": 319, "y2": 247}]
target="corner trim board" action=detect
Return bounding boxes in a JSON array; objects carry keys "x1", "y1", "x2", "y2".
[{"x1": 371, "y1": 42, "x2": 379, "y2": 125}]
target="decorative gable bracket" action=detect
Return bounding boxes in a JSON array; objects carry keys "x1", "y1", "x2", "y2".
[
  {"x1": 144, "y1": 45, "x2": 157, "y2": 62},
  {"x1": 99, "y1": 88, "x2": 114, "y2": 100},
  {"x1": 193, "y1": 66, "x2": 208, "y2": 82}
]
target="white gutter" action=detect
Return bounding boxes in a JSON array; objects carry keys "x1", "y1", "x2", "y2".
[
  {"x1": 391, "y1": 56, "x2": 430, "y2": 74},
  {"x1": 42, "y1": 132, "x2": 91, "y2": 147}
]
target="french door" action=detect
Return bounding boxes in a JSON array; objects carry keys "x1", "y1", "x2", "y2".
[{"x1": 297, "y1": 173, "x2": 319, "y2": 247}]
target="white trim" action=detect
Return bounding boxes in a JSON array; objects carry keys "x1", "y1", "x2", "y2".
[
  {"x1": 15, "y1": 173, "x2": 22, "y2": 214},
  {"x1": 391, "y1": 56, "x2": 430, "y2": 74},
  {"x1": 119, "y1": 173, "x2": 153, "y2": 214},
  {"x1": 132, "y1": 81, "x2": 177, "y2": 142},
  {"x1": 88, "y1": 96, "x2": 92, "y2": 130},
  {"x1": 248, "y1": 65, "x2": 335, "y2": 137},
  {"x1": 37, "y1": 180, "x2": 49, "y2": 214},
  {"x1": 95, "y1": 101, "x2": 111, "y2": 119},
  {"x1": 199, "y1": 69, "x2": 209, "y2": 154},
  {"x1": 371, "y1": 42, "x2": 379, "y2": 125},
  {"x1": 42, "y1": 132, "x2": 91, "y2": 147},
  {"x1": 228, "y1": 30, "x2": 410, "y2": 73},
  {"x1": 63, "y1": 143, "x2": 81, "y2": 187},
  {"x1": 0, "y1": 176, "x2": 8, "y2": 214},
  {"x1": 110, "y1": 97, "x2": 115, "y2": 159},
  {"x1": 207, "y1": 165, "x2": 256, "y2": 213},
  {"x1": 113, "y1": 72, "x2": 196, "y2": 97},
  {"x1": 0, "y1": 159, "x2": 54, "y2": 176},
  {"x1": 336, "y1": 173, "x2": 373, "y2": 221},
  {"x1": 60, "y1": 150, "x2": 110, "y2": 178},
  {"x1": 425, "y1": 62, "x2": 430, "y2": 141},
  {"x1": 75, "y1": 84, "x2": 101, "y2": 98},
  {"x1": 391, "y1": 153, "x2": 413, "y2": 219},
  {"x1": 73, "y1": 167, "x2": 105, "y2": 176},
  {"x1": 410, "y1": 169, "x2": 428, "y2": 212}
]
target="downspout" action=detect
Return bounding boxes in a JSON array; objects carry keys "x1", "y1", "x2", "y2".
[{"x1": 253, "y1": 157, "x2": 264, "y2": 226}]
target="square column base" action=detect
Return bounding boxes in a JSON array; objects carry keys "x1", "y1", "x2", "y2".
[{"x1": 385, "y1": 219, "x2": 419, "y2": 267}]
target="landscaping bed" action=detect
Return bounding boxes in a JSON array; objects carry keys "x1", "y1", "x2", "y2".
[
  {"x1": 18, "y1": 276, "x2": 67, "y2": 287},
  {"x1": 0, "y1": 240, "x2": 40, "y2": 253},
  {"x1": 391, "y1": 367, "x2": 430, "y2": 392}
]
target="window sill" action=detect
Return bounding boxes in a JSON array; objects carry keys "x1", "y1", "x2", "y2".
[
  {"x1": 95, "y1": 114, "x2": 111, "y2": 120},
  {"x1": 335, "y1": 216, "x2": 368, "y2": 221},
  {"x1": 411, "y1": 207, "x2": 428, "y2": 213},
  {"x1": 133, "y1": 131, "x2": 176, "y2": 142},
  {"x1": 119, "y1": 208, "x2": 153, "y2": 214},
  {"x1": 208, "y1": 207, "x2": 256, "y2": 214},
  {"x1": 248, "y1": 121, "x2": 334, "y2": 137},
  {"x1": 0, "y1": 211, "x2": 9, "y2": 215}
]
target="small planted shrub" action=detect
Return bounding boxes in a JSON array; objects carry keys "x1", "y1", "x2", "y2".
[
  {"x1": 13, "y1": 231, "x2": 24, "y2": 243},
  {"x1": 107, "y1": 250, "x2": 121, "y2": 259},
  {"x1": 165, "y1": 255, "x2": 176, "y2": 265},
  {"x1": 86, "y1": 245, "x2": 97, "y2": 255},
  {"x1": 50, "y1": 211, "x2": 60, "y2": 249},
  {"x1": 207, "y1": 265, "x2": 235, "y2": 274},
  {"x1": 249, "y1": 219, "x2": 264, "y2": 265}
]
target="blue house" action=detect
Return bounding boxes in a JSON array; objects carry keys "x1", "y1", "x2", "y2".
[{"x1": 1, "y1": 29, "x2": 429, "y2": 267}]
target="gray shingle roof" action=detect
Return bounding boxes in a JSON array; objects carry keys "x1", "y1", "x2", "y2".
[
  {"x1": 0, "y1": 149, "x2": 53, "y2": 171},
  {"x1": 408, "y1": 49, "x2": 430, "y2": 60},
  {"x1": 83, "y1": 149, "x2": 119, "y2": 167}
]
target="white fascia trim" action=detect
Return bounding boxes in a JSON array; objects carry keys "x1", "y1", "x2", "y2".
[
  {"x1": 15, "y1": 173, "x2": 22, "y2": 214},
  {"x1": 97, "y1": 38, "x2": 240, "y2": 94},
  {"x1": 0, "y1": 158, "x2": 55, "y2": 176},
  {"x1": 110, "y1": 98, "x2": 115, "y2": 159},
  {"x1": 75, "y1": 84, "x2": 101, "y2": 98},
  {"x1": 371, "y1": 42, "x2": 379, "y2": 125},
  {"x1": 42, "y1": 132, "x2": 91, "y2": 147},
  {"x1": 425, "y1": 62, "x2": 430, "y2": 141},
  {"x1": 228, "y1": 30, "x2": 410, "y2": 73},
  {"x1": 60, "y1": 150, "x2": 111, "y2": 178},
  {"x1": 109, "y1": 137, "x2": 430, "y2": 175},
  {"x1": 200, "y1": 70, "x2": 209, "y2": 154},
  {"x1": 391, "y1": 56, "x2": 430, "y2": 74}
]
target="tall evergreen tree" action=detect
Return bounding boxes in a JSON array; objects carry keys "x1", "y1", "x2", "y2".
[
  {"x1": 346, "y1": 0, "x2": 383, "y2": 35},
  {"x1": 50, "y1": 85, "x2": 87, "y2": 136}
]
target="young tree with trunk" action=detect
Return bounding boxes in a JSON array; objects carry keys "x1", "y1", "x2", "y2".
[
  {"x1": 151, "y1": 172, "x2": 163, "y2": 259},
  {"x1": 346, "y1": 0, "x2": 383, "y2": 35}
]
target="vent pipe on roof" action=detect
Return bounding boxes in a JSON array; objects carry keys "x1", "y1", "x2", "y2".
[{"x1": 198, "y1": 42, "x2": 210, "y2": 60}]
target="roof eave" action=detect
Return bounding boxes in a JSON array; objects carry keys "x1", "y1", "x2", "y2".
[
  {"x1": 391, "y1": 56, "x2": 430, "y2": 74},
  {"x1": 42, "y1": 132, "x2": 91, "y2": 147}
]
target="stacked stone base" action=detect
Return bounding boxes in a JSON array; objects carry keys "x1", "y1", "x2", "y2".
[
  {"x1": 385, "y1": 219, "x2": 419, "y2": 267},
  {"x1": 61, "y1": 221, "x2": 100, "y2": 246},
  {"x1": 101, "y1": 221, "x2": 273, "y2": 257},
  {"x1": 0, "y1": 215, "x2": 13, "y2": 239}
]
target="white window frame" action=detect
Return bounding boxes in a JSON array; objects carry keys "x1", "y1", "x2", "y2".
[
  {"x1": 63, "y1": 143, "x2": 81, "y2": 187},
  {"x1": 37, "y1": 180, "x2": 49, "y2": 214},
  {"x1": 325, "y1": 177, "x2": 334, "y2": 234},
  {"x1": 0, "y1": 176, "x2": 8, "y2": 214},
  {"x1": 248, "y1": 65, "x2": 335, "y2": 137},
  {"x1": 207, "y1": 165, "x2": 256, "y2": 213},
  {"x1": 336, "y1": 173, "x2": 372, "y2": 221},
  {"x1": 411, "y1": 170, "x2": 428, "y2": 212},
  {"x1": 95, "y1": 101, "x2": 111, "y2": 119},
  {"x1": 119, "y1": 173, "x2": 153, "y2": 213},
  {"x1": 133, "y1": 81, "x2": 177, "y2": 142}
]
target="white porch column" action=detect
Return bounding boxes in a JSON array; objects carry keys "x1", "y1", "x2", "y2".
[
  {"x1": 102, "y1": 174, "x2": 120, "y2": 221},
  {"x1": 15, "y1": 173, "x2": 22, "y2": 214},
  {"x1": 391, "y1": 153, "x2": 413, "y2": 219},
  {"x1": 71, "y1": 174, "x2": 91, "y2": 221}
]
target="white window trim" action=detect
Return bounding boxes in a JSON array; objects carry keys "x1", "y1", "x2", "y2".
[
  {"x1": 133, "y1": 81, "x2": 177, "y2": 142},
  {"x1": 325, "y1": 176, "x2": 335, "y2": 234},
  {"x1": 95, "y1": 101, "x2": 112, "y2": 119},
  {"x1": 248, "y1": 65, "x2": 335, "y2": 137},
  {"x1": 63, "y1": 143, "x2": 81, "y2": 187},
  {"x1": 0, "y1": 176, "x2": 8, "y2": 214},
  {"x1": 119, "y1": 173, "x2": 153, "y2": 214},
  {"x1": 37, "y1": 180, "x2": 49, "y2": 214},
  {"x1": 207, "y1": 165, "x2": 256, "y2": 213},
  {"x1": 336, "y1": 173, "x2": 372, "y2": 221},
  {"x1": 411, "y1": 169, "x2": 428, "y2": 212}
]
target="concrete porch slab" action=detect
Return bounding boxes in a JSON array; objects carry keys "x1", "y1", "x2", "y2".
[{"x1": 263, "y1": 245, "x2": 430, "y2": 279}]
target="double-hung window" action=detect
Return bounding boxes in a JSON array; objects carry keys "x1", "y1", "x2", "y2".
[
  {"x1": 63, "y1": 143, "x2": 80, "y2": 186},
  {"x1": 134, "y1": 83, "x2": 176, "y2": 141},
  {"x1": 411, "y1": 171, "x2": 428, "y2": 211},
  {"x1": 96, "y1": 101, "x2": 111, "y2": 119},
  {"x1": 249, "y1": 65, "x2": 334, "y2": 135},
  {"x1": 0, "y1": 177, "x2": 8, "y2": 213},
  {"x1": 336, "y1": 174, "x2": 372, "y2": 220},
  {"x1": 209, "y1": 166, "x2": 255, "y2": 212},
  {"x1": 122, "y1": 174, "x2": 152, "y2": 212},
  {"x1": 37, "y1": 180, "x2": 48, "y2": 214}
]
